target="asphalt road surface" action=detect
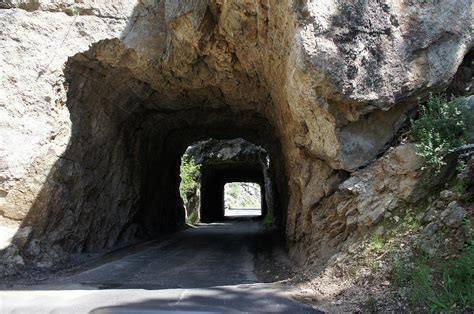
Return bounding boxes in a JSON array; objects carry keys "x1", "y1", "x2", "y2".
[{"x1": 1, "y1": 221, "x2": 318, "y2": 313}]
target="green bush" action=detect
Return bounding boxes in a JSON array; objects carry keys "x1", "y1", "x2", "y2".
[
  {"x1": 411, "y1": 94, "x2": 473, "y2": 171},
  {"x1": 179, "y1": 154, "x2": 200, "y2": 202}
]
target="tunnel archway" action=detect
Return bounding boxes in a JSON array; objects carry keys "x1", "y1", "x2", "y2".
[{"x1": 14, "y1": 44, "x2": 289, "y2": 265}]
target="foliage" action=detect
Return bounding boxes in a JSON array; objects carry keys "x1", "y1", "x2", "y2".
[
  {"x1": 179, "y1": 154, "x2": 201, "y2": 203},
  {"x1": 369, "y1": 259, "x2": 380, "y2": 272},
  {"x1": 399, "y1": 210, "x2": 423, "y2": 232},
  {"x1": 411, "y1": 256, "x2": 434, "y2": 305},
  {"x1": 390, "y1": 226, "x2": 474, "y2": 311},
  {"x1": 452, "y1": 179, "x2": 470, "y2": 195},
  {"x1": 187, "y1": 210, "x2": 198, "y2": 225},
  {"x1": 392, "y1": 254, "x2": 409, "y2": 286},
  {"x1": 18, "y1": 0, "x2": 40, "y2": 10},
  {"x1": 263, "y1": 212, "x2": 276, "y2": 227},
  {"x1": 410, "y1": 94, "x2": 473, "y2": 172},
  {"x1": 435, "y1": 240, "x2": 474, "y2": 310},
  {"x1": 368, "y1": 234, "x2": 385, "y2": 252}
]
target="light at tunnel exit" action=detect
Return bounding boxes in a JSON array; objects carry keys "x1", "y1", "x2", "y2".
[{"x1": 224, "y1": 182, "x2": 262, "y2": 218}]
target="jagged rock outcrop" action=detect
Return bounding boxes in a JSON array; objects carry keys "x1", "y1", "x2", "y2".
[
  {"x1": 186, "y1": 138, "x2": 268, "y2": 166},
  {"x1": 0, "y1": 0, "x2": 471, "y2": 275}
]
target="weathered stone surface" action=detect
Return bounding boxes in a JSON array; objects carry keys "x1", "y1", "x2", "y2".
[
  {"x1": 418, "y1": 222, "x2": 440, "y2": 257},
  {"x1": 440, "y1": 201, "x2": 467, "y2": 228},
  {"x1": 0, "y1": 0, "x2": 471, "y2": 275},
  {"x1": 187, "y1": 138, "x2": 268, "y2": 165},
  {"x1": 288, "y1": 143, "x2": 426, "y2": 263}
]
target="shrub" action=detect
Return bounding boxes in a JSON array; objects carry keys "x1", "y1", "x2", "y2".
[
  {"x1": 411, "y1": 94, "x2": 473, "y2": 171},
  {"x1": 179, "y1": 154, "x2": 201, "y2": 202}
]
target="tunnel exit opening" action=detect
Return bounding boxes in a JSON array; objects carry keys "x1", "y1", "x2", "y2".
[
  {"x1": 224, "y1": 182, "x2": 262, "y2": 218},
  {"x1": 179, "y1": 138, "x2": 271, "y2": 224}
]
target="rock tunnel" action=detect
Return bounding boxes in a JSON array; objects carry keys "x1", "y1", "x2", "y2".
[
  {"x1": 0, "y1": 0, "x2": 471, "y2": 274},
  {"x1": 14, "y1": 49, "x2": 289, "y2": 263}
]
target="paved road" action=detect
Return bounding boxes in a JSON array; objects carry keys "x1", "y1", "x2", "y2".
[
  {"x1": 224, "y1": 207, "x2": 262, "y2": 218},
  {"x1": 1, "y1": 221, "x2": 317, "y2": 313}
]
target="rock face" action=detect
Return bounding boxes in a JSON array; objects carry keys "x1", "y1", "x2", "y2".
[
  {"x1": 0, "y1": 1, "x2": 471, "y2": 275},
  {"x1": 186, "y1": 138, "x2": 268, "y2": 166}
]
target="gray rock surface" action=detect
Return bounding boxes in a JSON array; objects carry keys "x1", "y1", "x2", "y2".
[{"x1": 440, "y1": 201, "x2": 467, "y2": 228}]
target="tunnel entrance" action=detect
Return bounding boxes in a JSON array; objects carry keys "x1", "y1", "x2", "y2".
[{"x1": 6, "y1": 39, "x2": 289, "y2": 270}]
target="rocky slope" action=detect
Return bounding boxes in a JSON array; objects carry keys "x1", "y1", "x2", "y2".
[{"x1": 0, "y1": 0, "x2": 472, "y2": 278}]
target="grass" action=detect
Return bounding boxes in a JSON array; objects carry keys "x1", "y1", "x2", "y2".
[
  {"x1": 369, "y1": 234, "x2": 385, "y2": 252},
  {"x1": 369, "y1": 259, "x2": 380, "y2": 273},
  {"x1": 392, "y1": 254, "x2": 409, "y2": 286},
  {"x1": 435, "y1": 241, "x2": 474, "y2": 310},
  {"x1": 385, "y1": 210, "x2": 474, "y2": 311},
  {"x1": 187, "y1": 210, "x2": 198, "y2": 225},
  {"x1": 411, "y1": 257, "x2": 434, "y2": 305},
  {"x1": 263, "y1": 212, "x2": 275, "y2": 227},
  {"x1": 389, "y1": 234, "x2": 474, "y2": 311},
  {"x1": 365, "y1": 296, "x2": 378, "y2": 313}
]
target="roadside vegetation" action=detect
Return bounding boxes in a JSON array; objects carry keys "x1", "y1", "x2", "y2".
[
  {"x1": 384, "y1": 217, "x2": 474, "y2": 311},
  {"x1": 410, "y1": 94, "x2": 473, "y2": 171},
  {"x1": 187, "y1": 210, "x2": 198, "y2": 225},
  {"x1": 179, "y1": 154, "x2": 200, "y2": 202},
  {"x1": 399, "y1": 93, "x2": 473, "y2": 310},
  {"x1": 179, "y1": 154, "x2": 201, "y2": 225}
]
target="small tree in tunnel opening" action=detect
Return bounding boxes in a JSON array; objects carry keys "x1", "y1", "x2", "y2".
[{"x1": 179, "y1": 154, "x2": 201, "y2": 224}]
